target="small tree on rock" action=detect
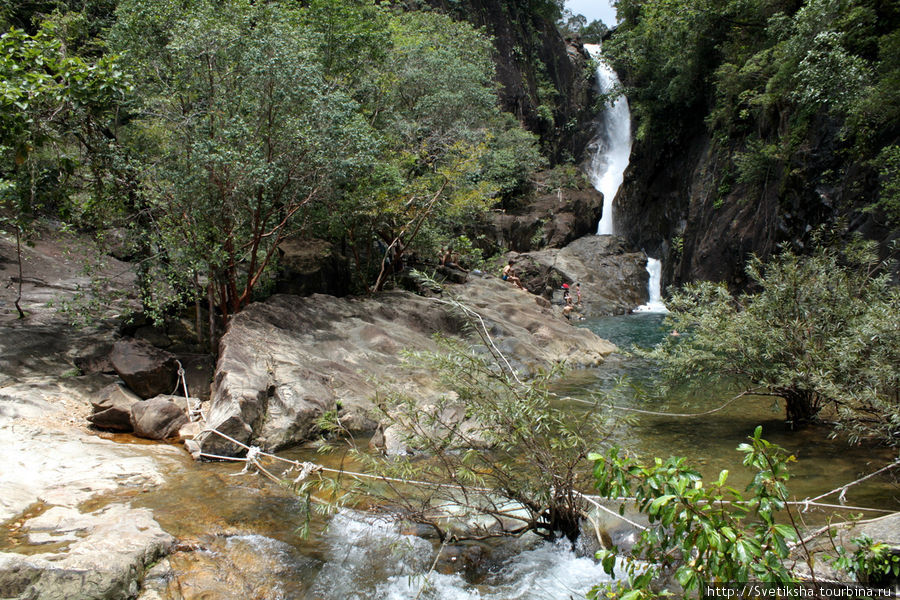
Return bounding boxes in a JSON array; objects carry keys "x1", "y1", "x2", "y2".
[{"x1": 644, "y1": 238, "x2": 899, "y2": 443}]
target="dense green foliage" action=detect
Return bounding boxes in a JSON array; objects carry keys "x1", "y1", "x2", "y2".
[
  {"x1": 1, "y1": 0, "x2": 546, "y2": 329},
  {"x1": 605, "y1": 0, "x2": 900, "y2": 221},
  {"x1": 0, "y1": 17, "x2": 128, "y2": 317},
  {"x1": 591, "y1": 427, "x2": 802, "y2": 598},
  {"x1": 591, "y1": 427, "x2": 899, "y2": 598},
  {"x1": 644, "y1": 240, "x2": 900, "y2": 443}
]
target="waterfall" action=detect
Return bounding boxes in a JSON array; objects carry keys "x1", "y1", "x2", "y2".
[
  {"x1": 584, "y1": 44, "x2": 631, "y2": 236},
  {"x1": 634, "y1": 257, "x2": 668, "y2": 313},
  {"x1": 585, "y1": 45, "x2": 665, "y2": 311}
]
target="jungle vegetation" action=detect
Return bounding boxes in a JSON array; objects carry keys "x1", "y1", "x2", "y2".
[
  {"x1": 1, "y1": 0, "x2": 547, "y2": 337},
  {"x1": 604, "y1": 0, "x2": 900, "y2": 224}
]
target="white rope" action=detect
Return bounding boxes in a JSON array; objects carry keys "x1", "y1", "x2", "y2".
[
  {"x1": 170, "y1": 359, "x2": 206, "y2": 423},
  {"x1": 200, "y1": 428, "x2": 494, "y2": 492},
  {"x1": 425, "y1": 296, "x2": 526, "y2": 386},
  {"x1": 555, "y1": 388, "x2": 765, "y2": 418},
  {"x1": 801, "y1": 459, "x2": 900, "y2": 507},
  {"x1": 179, "y1": 362, "x2": 190, "y2": 399},
  {"x1": 171, "y1": 360, "x2": 185, "y2": 396},
  {"x1": 574, "y1": 491, "x2": 648, "y2": 531},
  {"x1": 199, "y1": 426, "x2": 898, "y2": 543},
  {"x1": 292, "y1": 461, "x2": 322, "y2": 484},
  {"x1": 240, "y1": 446, "x2": 261, "y2": 474}
]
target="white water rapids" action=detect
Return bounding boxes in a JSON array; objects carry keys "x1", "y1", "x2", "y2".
[{"x1": 308, "y1": 511, "x2": 620, "y2": 599}]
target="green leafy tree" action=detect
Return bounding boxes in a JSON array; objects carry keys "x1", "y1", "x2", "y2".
[
  {"x1": 590, "y1": 427, "x2": 803, "y2": 598},
  {"x1": 322, "y1": 10, "x2": 542, "y2": 291},
  {"x1": 0, "y1": 19, "x2": 127, "y2": 317},
  {"x1": 643, "y1": 240, "x2": 900, "y2": 441},
  {"x1": 581, "y1": 19, "x2": 610, "y2": 44},
  {"x1": 111, "y1": 0, "x2": 377, "y2": 325}
]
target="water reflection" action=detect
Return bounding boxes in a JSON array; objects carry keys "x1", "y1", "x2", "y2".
[{"x1": 574, "y1": 313, "x2": 900, "y2": 513}]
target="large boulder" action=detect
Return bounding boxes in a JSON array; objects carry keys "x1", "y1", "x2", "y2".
[
  {"x1": 514, "y1": 235, "x2": 649, "y2": 316},
  {"x1": 131, "y1": 395, "x2": 189, "y2": 440},
  {"x1": 0, "y1": 504, "x2": 173, "y2": 600},
  {"x1": 275, "y1": 237, "x2": 351, "y2": 297},
  {"x1": 195, "y1": 278, "x2": 616, "y2": 457},
  {"x1": 175, "y1": 353, "x2": 215, "y2": 401},
  {"x1": 87, "y1": 383, "x2": 141, "y2": 431},
  {"x1": 475, "y1": 185, "x2": 603, "y2": 253},
  {"x1": 109, "y1": 338, "x2": 178, "y2": 399}
]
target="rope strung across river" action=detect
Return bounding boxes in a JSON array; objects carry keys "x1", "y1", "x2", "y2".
[
  {"x1": 198, "y1": 427, "x2": 898, "y2": 516},
  {"x1": 555, "y1": 388, "x2": 760, "y2": 418},
  {"x1": 191, "y1": 292, "x2": 898, "y2": 546}
]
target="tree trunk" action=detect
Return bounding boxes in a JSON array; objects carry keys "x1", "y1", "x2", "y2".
[
  {"x1": 782, "y1": 389, "x2": 819, "y2": 427},
  {"x1": 207, "y1": 279, "x2": 217, "y2": 355},
  {"x1": 194, "y1": 271, "x2": 203, "y2": 348},
  {"x1": 13, "y1": 225, "x2": 25, "y2": 319}
]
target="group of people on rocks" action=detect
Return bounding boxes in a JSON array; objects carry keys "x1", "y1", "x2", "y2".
[
  {"x1": 439, "y1": 245, "x2": 582, "y2": 319},
  {"x1": 500, "y1": 259, "x2": 582, "y2": 319},
  {"x1": 561, "y1": 282, "x2": 581, "y2": 318}
]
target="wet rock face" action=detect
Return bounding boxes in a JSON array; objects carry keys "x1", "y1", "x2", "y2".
[
  {"x1": 514, "y1": 235, "x2": 649, "y2": 316},
  {"x1": 196, "y1": 278, "x2": 615, "y2": 456},
  {"x1": 109, "y1": 338, "x2": 178, "y2": 399},
  {"x1": 0, "y1": 505, "x2": 173, "y2": 600}
]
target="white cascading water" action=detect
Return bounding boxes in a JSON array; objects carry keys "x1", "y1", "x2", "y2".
[
  {"x1": 586, "y1": 44, "x2": 666, "y2": 311},
  {"x1": 308, "y1": 510, "x2": 620, "y2": 599},
  {"x1": 634, "y1": 257, "x2": 668, "y2": 313},
  {"x1": 584, "y1": 44, "x2": 631, "y2": 236}
]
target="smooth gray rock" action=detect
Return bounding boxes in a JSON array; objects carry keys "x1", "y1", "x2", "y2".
[
  {"x1": 0, "y1": 505, "x2": 173, "y2": 600},
  {"x1": 131, "y1": 395, "x2": 189, "y2": 440},
  {"x1": 195, "y1": 278, "x2": 615, "y2": 457},
  {"x1": 515, "y1": 235, "x2": 650, "y2": 316},
  {"x1": 109, "y1": 338, "x2": 178, "y2": 399}
]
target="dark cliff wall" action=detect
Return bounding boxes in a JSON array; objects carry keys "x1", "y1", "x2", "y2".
[
  {"x1": 421, "y1": 0, "x2": 596, "y2": 165},
  {"x1": 615, "y1": 125, "x2": 899, "y2": 291}
]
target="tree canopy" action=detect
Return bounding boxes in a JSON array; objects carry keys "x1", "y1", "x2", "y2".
[{"x1": 0, "y1": 0, "x2": 545, "y2": 332}]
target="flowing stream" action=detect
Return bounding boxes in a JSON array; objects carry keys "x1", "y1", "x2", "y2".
[
  {"x1": 83, "y1": 51, "x2": 897, "y2": 600},
  {"x1": 65, "y1": 315, "x2": 895, "y2": 599},
  {"x1": 9, "y1": 49, "x2": 892, "y2": 600}
]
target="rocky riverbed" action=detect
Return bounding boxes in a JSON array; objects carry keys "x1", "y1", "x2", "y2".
[
  {"x1": 3, "y1": 230, "x2": 897, "y2": 600},
  {"x1": 0, "y1": 231, "x2": 619, "y2": 599}
]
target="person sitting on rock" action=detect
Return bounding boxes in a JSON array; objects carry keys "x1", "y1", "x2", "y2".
[
  {"x1": 502, "y1": 261, "x2": 525, "y2": 290},
  {"x1": 440, "y1": 246, "x2": 468, "y2": 273}
]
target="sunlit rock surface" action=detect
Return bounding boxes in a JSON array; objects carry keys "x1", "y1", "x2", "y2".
[{"x1": 196, "y1": 276, "x2": 616, "y2": 456}]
